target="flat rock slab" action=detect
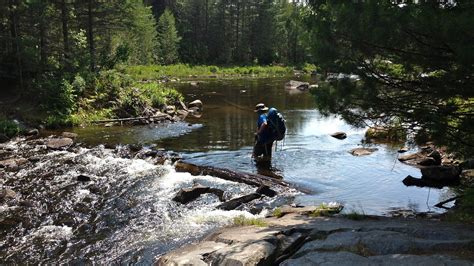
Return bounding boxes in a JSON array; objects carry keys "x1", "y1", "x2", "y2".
[
  {"x1": 157, "y1": 213, "x2": 474, "y2": 265},
  {"x1": 350, "y1": 147, "x2": 378, "y2": 156},
  {"x1": 46, "y1": 138, "x2": 74, "y2": 150}
]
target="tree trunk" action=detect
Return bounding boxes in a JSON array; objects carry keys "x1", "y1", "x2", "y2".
[
  {"x1": 87, "y1": 0, "x2": 95, "y2": 72},
  {"x1": 39, "y1": 3, "x2": 47, "y2": 69},
  {"x1": 9, "y1": 0, "x2": 23, "y2": 93},
  {"x1": 61, "y1": 0, "x2": 70, "y2": 70},
  {"x1": 174, "y1": 161, "x2": 312, "y2": 194}
]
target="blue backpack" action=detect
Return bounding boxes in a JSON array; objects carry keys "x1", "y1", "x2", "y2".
[{"x1": 267, "y1": 108, "x2": 286, "y2": 141}]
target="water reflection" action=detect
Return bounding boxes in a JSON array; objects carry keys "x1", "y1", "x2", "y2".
[{"x1": 70, "y1": 77, "x2": 455, "y2": 214}]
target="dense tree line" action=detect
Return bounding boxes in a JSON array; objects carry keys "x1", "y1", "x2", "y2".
[
  {"x1": 0, "y1": 0, "x2": 311, "y2": 100},
  {"x1": 307, "y1": 0, "x2": 473, "y2": 155},
  {"x1": 147, "y1": 0, "x2": 311, "y2": 64}
]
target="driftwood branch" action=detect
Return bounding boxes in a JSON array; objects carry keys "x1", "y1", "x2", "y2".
[
  {"x1": 434, "y1": 196, "x2": 461, "y2": 209},
  {"x1": 92, "y1": 114, "x2": 169, "y2": 124},
  {"x1": 174, "y1": 161, "x2": 311, "y2": 194}
]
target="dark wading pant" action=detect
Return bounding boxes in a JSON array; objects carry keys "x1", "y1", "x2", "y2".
[{"x1": 253, "y1": 142, "x2": 273, "y2": 163}]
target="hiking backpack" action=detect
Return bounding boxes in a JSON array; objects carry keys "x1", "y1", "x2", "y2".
[{"x1": 267, "y1": 107, "x2": 286, "y2": 141}]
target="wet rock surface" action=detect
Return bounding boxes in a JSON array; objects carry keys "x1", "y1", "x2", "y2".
[
  {"x1": 330, "y1": 132, "x2": 347, "y2": 140},
  {"x1": 158, "y1": 210, "x2": 474, "y2": 265},
  {"x1": 350, "y1": 147, "x2": 378, "y2": 156},
  {"x1": 0, "y1": 137, "x2": 295, "y2": 264}
]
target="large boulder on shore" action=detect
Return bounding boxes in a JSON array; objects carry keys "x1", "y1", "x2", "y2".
[
  {"x1": 285, "y1": 80, "x2": 310, "y2": 91},
  {"x1": 421, "y1": 166, "x2": 461, "y2": 183}
]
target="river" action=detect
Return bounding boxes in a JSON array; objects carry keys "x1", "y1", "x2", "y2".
[{"x1": 1, "y1": 77, "x2": 455, "y2": 264}]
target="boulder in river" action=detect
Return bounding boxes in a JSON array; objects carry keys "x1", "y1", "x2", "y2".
[
  {"x1": 402, "y1": 175, "x2": 445, "y2": 188},
  {"x1": 188, "y1": 100, "x2": 203, "y2": 111},
  {"x1": 0, "y1": 188, "x2": 16, "y2": 200},
  {"x1": 25, "y1": 129, "x2": 39, "y2": 136},
  {"x1": 61, "y1": 132, "x2": 78, "y2": 139},
  {"x1": 350, "y1": 147, "x2": 378, "y2": 156},
  {"x1": 77, "y1": 175, "x2": 92, "y2": 182},
  {"x1": 0, "y1": 157, "x2": 28, "y2": 170},
  {"x1": 330, "y1": 132, "x2": 347, "y2": 140},
  {"x1": 421, "y1": 166, "x2": 461, "y2": 183},
  {"x1": 285, "y1": 80, "x2": 310, "y2": 91},
  {"x1": 256, "y1": 185, "x2": 277, "y2": 198},
  {"x1": 46, "y1": 137, "x2": 74, "y2": 150}
]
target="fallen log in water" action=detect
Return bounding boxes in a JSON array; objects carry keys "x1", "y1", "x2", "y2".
[
  {"x1": 92, "y1": 114, "x2": 169, "y2": 124},
  {"x1": 174, "y1": 161, "x2": 311, "y2": 194}
]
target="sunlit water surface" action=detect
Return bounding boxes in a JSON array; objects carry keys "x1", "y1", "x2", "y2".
[{"x1": 2, "y1": 77, "x2": 455, "y2": 264}]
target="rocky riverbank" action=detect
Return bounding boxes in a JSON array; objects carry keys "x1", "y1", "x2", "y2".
[{"x1": 158, "y1": 206, "x2": 474, "y2": 265}]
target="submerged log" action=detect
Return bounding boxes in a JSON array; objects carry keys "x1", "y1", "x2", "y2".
[
  {"x1": 216, "y1": 193, "x2": 261, "y2": 210},
  {"x1": 173, "y1": 185, "x2": 225, "y2": 204},
  {"x1": 92, "y1": 114, "x2": 169, "y2": 124},
  {"x1": 174, "y1": 161, "x2": 309, "y2": 193}
]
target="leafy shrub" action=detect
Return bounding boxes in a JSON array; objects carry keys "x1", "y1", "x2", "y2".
[
  {"x1": 94, "y1": 70, "x2": 133, "y2": 105},
  {"x1": 233, "y1": 215, "x2": 267, "y2": 227},
  {"x1": 0, "y1": 119, "x2": 20, "y2": 138}
]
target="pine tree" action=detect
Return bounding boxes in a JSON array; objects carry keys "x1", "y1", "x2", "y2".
[{"x1": 157, "y1": 8, "x2": 181, "y2": 65}]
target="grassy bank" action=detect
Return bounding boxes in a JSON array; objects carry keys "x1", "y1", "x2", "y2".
[
  {"x1": 125, "y1": 64, "x2": 317, "y2": 80},
  {"x1": 0, "y1": 70, "x2": 183, "y2": 131},
  {"x1": 67, "y1": 70, "x2": 183, "y2": 127}
]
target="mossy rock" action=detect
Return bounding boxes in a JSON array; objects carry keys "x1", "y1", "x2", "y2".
[{"x1": 365, "y1": 127, "x2": 406, "y2": 142}]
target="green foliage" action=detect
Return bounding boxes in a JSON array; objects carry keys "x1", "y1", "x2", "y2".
[
  {"x1": 126, "y1": 64, "x2": 294, "y2": 79},
  {"x1": 137, "y1": 83, "x2": 183, "y2": 108},
  {"x1": 69, "y1": 70, "x2": 183, "y2": 124},
  {"x1": 0, "y1": 119, "x2": 20, "y2": 138},
  {"x1": 233, "y1": 215, "x2": 268, "y2": 227},
  {"x1": 309, "y1": 203, "x2": 344, "y2": 217},
  {"x1": 307, "y1": 1, "x2": 474, "y2": 156},
  {"x1": 157, "y1": 9, "x2": 181, "y2": 65},
  {"x1": 272, "y1": 208, "x2": 283, "y2": 218}
]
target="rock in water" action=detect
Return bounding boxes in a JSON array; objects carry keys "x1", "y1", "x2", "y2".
[
  {"x1": 25, "y1": 129, "x2": 39, "y2": 136},
  {"x1": 350, "y1": 147, "x2": 378, "y2": 156},
  {"x1": 188, "y1": 100, "x2": 203, "y2": 111},
  {"x1": 421, "y1": 166, "x2": 461, "y2": 182},
  {"x1": 0, "y1": 188, "x2": 16, "y2": 200},
  {"x1": 330, "y1": 132, "x2": 347, "y2": 140},
  {"x1": 256, "y1": 185, "x2": 276, "y2": 197},
  {"x1": 398, "y1": 147, "x2": 409, "y2": 153},
  {"x1": 46, "y1": 138, "x2": 73, "y2": 150},
  {"x1": 77, "y1": 175, "x2": 92, "y2": 182},
  {"x1": 285, "y1": 80, "x2": 310, "y2": 91},
  {"x1": 62, "y1": 132, "x2": 78, "y2": 139},
  {"x1": 427, "y1": 150, "x2": 442, "y2": 165}
]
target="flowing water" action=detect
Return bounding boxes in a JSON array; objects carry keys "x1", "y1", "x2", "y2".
[{"x1": 1, "y1": 77, "x2": 455, "y2": 264}]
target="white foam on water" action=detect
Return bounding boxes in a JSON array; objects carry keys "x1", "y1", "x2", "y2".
[{"x1": 32, "y1": 225, "x2": 73, "y2": 241}]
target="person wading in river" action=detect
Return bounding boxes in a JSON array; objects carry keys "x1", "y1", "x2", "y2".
[{"x1": 253, "y1": 103, "x2": 273, "y2": 165}]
